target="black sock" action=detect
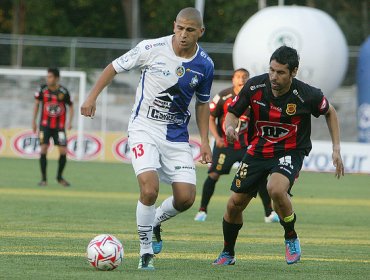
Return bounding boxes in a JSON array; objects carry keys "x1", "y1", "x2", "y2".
[
  {"x1": 40, "y1": 154, "x2": 47, "y2": 181},
  {"x1": 57, "y1": 154, "x2": 67, "y2": 180},
  {"x1": 258, "y1": 184, "x2": 273, "y2": 217},
  {"x1": 280, "y1": 213, "x2": 297, "y2": 240},
  {"x1": 199, "y1": 176, "x2": 218, "y2": 212},
  {"x1": 222, "y1": 218, "x2": 243, "y2": 256}
]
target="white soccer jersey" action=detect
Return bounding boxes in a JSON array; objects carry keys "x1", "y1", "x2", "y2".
[{"x1": 112, "y1": 35, "x2": 214, "y2": 143}]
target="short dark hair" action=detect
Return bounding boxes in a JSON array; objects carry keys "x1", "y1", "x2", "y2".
[
  {"x1": 47, "y1": 68, "x2": 60, "y2": 78},
  {"x1": 233, "y1": 68, "x2": 249, "y2": 77},
  {"x1": 270, "y1": 46, "x2": 299, "y2": 73}
]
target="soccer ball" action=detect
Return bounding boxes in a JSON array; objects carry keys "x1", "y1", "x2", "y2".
[{"x1": 87, "y1": 234, "x2": 124, "y2": 271}]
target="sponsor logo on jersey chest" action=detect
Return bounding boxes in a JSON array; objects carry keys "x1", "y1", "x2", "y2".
[
  {"x1": 45, "y1": 102, "x2": 65, "y2": 117},
  {"x1": 189, "y1": 75, "x2": 199, "y2": 88},
  {"x1": 147, "y1": 106, "x2": 189, "y2": 125}
]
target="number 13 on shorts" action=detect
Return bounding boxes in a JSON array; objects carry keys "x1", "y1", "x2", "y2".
[{"x1": 132, "y1": 143, "x2": 144, "y2": 159}]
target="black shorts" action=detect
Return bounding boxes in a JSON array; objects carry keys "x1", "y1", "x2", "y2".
[
  {"x1": 39, "y1": 127, "x2": 67, "y2": 146},
  {"x1": 208, "y1": 145, "x2": 247, "y2": 175},
  {"x1": 231, "y1": 150, "x2": 305, "y2": 197}
]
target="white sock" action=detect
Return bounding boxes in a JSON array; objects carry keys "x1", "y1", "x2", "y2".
[
  {"x1": 136, "y1": 200, "x2": 155, "y2": 256},
  {"x1": 153, "y1": 196, "x2": 180, "y2": 227}
]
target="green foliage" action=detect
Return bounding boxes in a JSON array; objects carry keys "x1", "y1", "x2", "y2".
[
  {"x1": 11, "y1": 0, "x2": 127, "y2": 38},
  {"x1": 140, "y1": 0, "x2": 194, "y2": 38},
  {"x1": 0, "y1": 0, "x2": 367, "y2": 45},
  {"x1": 202, "y1": 0, "x2": 257, "y2": 43}
]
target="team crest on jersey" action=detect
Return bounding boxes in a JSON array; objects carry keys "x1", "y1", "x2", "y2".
[
  {"x1": 57, "y1": 93, "x2": 64, "y2": 101},
  {"x1": 189, "y1": 75, "x2": 199, "y2": 88},
  {"x1": 286, "y1": 103, "x2": 297, "y2": 115},
  {"x1": 175, "y1": 66, "x2": 185, "y2": 77}
]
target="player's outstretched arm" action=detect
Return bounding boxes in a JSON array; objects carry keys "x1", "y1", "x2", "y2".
[
  {"x1": 32, "y1": 99, "x2": 40, "y2": 133},
  {"x1": 67, "y1": 104, "x2": 74, "y2": 130},
  {"x1": 209, "y1": 115, "x2": 224, "y2": 148},
  {"x1": 224, "y1": 112, "x2": 239, "y2": 144},
  {"x1": 325, "y1": 104, "x2": 344, "y2": 179},
  {"x1": 81, "y1": 63, "x2": 117, "y2": 117},
  {"x1": 195, "y1": 101, "x2": 212, "y2": 164}
]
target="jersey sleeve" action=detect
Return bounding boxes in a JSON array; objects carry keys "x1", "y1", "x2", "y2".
[
  {"x1": 65, "y1": 90, "x2": 73, "y2": 106},
  {"x1": 228, "y1": 84, "x2": 251, "y2": 118},
  {"x1": 34, "y1": 87, "x2": 43, "y2": 100},
  {"x1": 195, "y1": 64, "x2": 214, "y2": 103},
  {"x1": 112, "y1": 40, "x2": 151, "y2": 73},
  {"x1": 209, "y1": 93, "x2": 224, "y2": 118},
  {"x1": 310, "y1": 89, "x2": 329, "y2": 118}
]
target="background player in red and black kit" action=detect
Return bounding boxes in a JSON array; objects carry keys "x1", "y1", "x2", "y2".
[
  {"x1": 213, "y1": 46, "x2": 344, "y2": 266},
  {"x1": 32, "y1": 68, "x2": 74, "y2": 187},
  {"x1": 194, "y1": 69, "x2": 279, "y2": 223}
]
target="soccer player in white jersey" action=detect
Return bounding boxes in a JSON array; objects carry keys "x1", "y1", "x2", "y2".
[{"x1": 81, "y1": 7, "x2": 214, "y2": 270}]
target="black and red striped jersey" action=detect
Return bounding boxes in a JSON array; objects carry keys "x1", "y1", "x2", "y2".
[
  {"x1": 210, "y1": 87, "x2": 249, "y2": 149},
  {"x1": 228, "y1": 73, "x2": 329, "y2": 158},
  {"x1": 35, "y1": 84, "x2": 72, "y2": 129}
]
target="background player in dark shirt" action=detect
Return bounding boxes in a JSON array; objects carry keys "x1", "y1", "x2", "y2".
[
  {"x1": 32, "y1": 68, "x2": 74, "y2": 187},
  {"x1": 194, "y1": 69, "x2": 279, "y2": 223},
  {"x1": 213, "y1": 46, "x2": 344, "y2": 266}
]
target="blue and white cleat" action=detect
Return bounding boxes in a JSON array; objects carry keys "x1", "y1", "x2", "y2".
[
  {"x1": 212, "y1": 252, "x2": 236, "y2": 266},
  {"x1": 265, "y1": 211, "x2": 280, "y2": 223},
  {"x1": 152, "y1": 225, "x2": 162, "y2": 254},
  {"x1": 285, "y1": 237, "x2": 301, "y2": 264},
  {"x1": 194, "y1": 211, "x2": 207, "y2": 222},
  {"x1": 138, "y1": 253, "x2": 155, "y2": 270}
]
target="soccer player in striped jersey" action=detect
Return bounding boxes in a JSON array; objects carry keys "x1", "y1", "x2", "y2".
[
  {"x1": 194, "y1": 68, "x2": 279, "y2": 223},
  {"x1": 32, "y1": 68, "x2": 74, "y2": 187},
  {"x1": 213, "y1": 46, "x2": 344, "y2": 266}
]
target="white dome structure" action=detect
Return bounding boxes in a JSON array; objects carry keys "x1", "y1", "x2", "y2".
[{"x1": 233, "y1": 6, "x2": 348, "y2": 95}]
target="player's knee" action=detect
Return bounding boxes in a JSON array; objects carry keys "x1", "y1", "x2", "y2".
[
  {"x1": 173, "y1": 192, "x2": 195, "y2": 212},
  {"x1": 59, "y1": 147, "x2": 67, "y2": 156},
  {"x1": 139, "y1": 181, "x2": 159, "y2": 203},
  {"x1": 40, "y1": 145, "x2": 48, "y2": 154},
  {"x1": 209, "y1": 172, "x2": 220, "y2": 181},
  {"x1": 227, "y1": 196, "x2": 244, "y2": 213},
  {"x1": 174, "y1": 199, "x2": 194, "y2": 212},
  {"x1": 140, "y1": 189, "x2": 158, "y2": 205},
  {"x1": 267, "y1": 182, "x2": 284, "y2": 200}
]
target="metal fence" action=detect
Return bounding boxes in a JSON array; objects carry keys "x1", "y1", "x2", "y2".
[{"x1": 0, "y1": 33, "x2": 359, "y2": 83}]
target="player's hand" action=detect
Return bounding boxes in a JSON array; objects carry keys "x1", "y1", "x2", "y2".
[
  {"x1": 81, "y1": 97, "x2": 96, "y2": 118},
  {"x1": 199, "y1": 142, "x2": 212, "y2": 164},
  {"x1": 332, "y1": 150, "x2": 344, "y2": 179},
  {"x1": 225, "y1": 126, "x2": 238, "y2": 144},
  {"x1": 215, "y1": 137, "x2": 225, "y2": 148},
  {"x1": 32, "y1": 121, "x2": 37, "y2": 133}
]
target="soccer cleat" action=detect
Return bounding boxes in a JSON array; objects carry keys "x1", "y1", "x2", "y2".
[
  {"x1": 38, "y1": 181, "x2": 47, "y2": 187},
  {"x1": 285, "y1": 237, "x2": 301, "y2": 264},
  {"x1": 152, "y1": 225, "x2": 162, "y2": 254},
  {"x1": 138, "y1": 253, "x2": 155, "y2": 270},
  {"x1": 57, "y1": 178, "x2": 70, "y2": 187},
  {"x1": 194, "y1": 211, "x2": 207, "y2": 222},
  {"x1": 212, "y1": 251, "x2": 236, "y2": 266},
  {"x1": 264, "y1": 211, "x2": 280, "y2": 223}
]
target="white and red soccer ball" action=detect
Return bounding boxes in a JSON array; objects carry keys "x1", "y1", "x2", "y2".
[{"x1": 87, "y1": 234, "x2": 124, "y2": 271}]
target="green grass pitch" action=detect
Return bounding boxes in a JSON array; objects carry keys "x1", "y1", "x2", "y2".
[{"x1": 0, "y1": 157, "x2": 369, "y2": 279}]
